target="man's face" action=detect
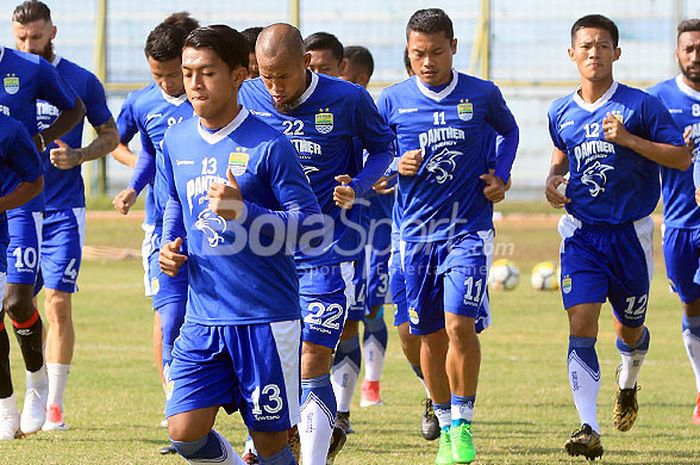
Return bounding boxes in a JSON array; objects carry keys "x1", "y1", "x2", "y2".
[
  {"x1": 257, "y1": 51, "x2": 310, "y2": 113},
  {"x1": 308, "y1": 49, "x2": 342, "y2": 76},
  {"x1": 677, "y1": 31, "x2": 700, "y2": 85},
  {"x1": 407, "y1": 30, "x2": 456, "y2": 87},
  {"x1": 248, "y1": 52, "x2": 259, "y2": 78},
  {"x1": 340, "y1": 60, "x2": 369, "y2": 88},
  {"x1": 568, "y1": 27, "x2": 620, "y2": 83},
  {"x1": 12, "y1": 19, "x2": 55, "y2": 60},
  {"x1": 148, "y1": 56, "x2": 184, "y2": 97},
  {"x1": 182, "y1": 47, "x2": 245, "y2": 121}
]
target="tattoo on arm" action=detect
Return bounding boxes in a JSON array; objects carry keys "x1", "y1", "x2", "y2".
[{"x1": 81, "y1": 118, "x2": 119, "y2": 162}]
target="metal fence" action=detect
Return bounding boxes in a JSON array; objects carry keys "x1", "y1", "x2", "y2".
[{"x1": 0, "y1": 0, "x2": 697, "y2": 198}]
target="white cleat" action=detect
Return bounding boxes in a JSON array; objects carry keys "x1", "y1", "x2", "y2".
[
  {"x1": 0, "y1": 395, "x2": 21, "y2": 440},
  {"x1": 20, "y1": 384, "x2": 48, "y2": 435},
  {"x1": 42, "y1": 403, "x2": 68, "y2": 432}
]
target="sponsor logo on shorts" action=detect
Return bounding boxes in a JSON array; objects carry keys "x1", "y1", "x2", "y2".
[
  {"x1": 409, "y1": 306, "x2": 419, "y2": 324},
  {"x1": 562, "y1": 275, "x2": 572, "y2": 294}
]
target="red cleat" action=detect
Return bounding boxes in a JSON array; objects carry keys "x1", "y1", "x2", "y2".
[
  {"x1": 692, "y1": 393, "x2": 700, "y2": 426},
  {"x1": 360, "y1": 380, "x2": 383, "y2": 407}
]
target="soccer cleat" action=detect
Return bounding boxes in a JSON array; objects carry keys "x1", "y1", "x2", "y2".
[
  {"x1": 326, "y1": 425, "x2": 347, "y2": 465},
  {"x1": 450, "y1": 423, "x2": 476, "y2": 464},
  {"x1": 564, "y1": 423, "x2": 604, "y2": 461},
  {"x1": 422, "y1": 398, "x2": 440, "y2": 441},
  {"x1": 692, "y1": 393, "x2": 700, "y2": 426},
  {"x1": 0, "y1": 407, "x2": 20, "y2": 441},
  {"x1": 159, "y1": 444, "x2": 177, "y2": 455},
  {"x1": 435, "y1": 429, "x2": 454, "y2": 465},
  {"x1": 613, "y1": 366, "x2": 639, "y2": 432},
  {"x1": 359, "y1": 380, "x2": 383, "y2": 407},
  {"x1": 241, "y1": 450, "x2": 259, "y2": 464},
  {"x1": 42, "y1": 403, "x2": 68, "y2": 431},
  {"x1": 335, "y1": 410, "x2": 354, "y2": 434},
  {"x1": 20, "y1": 384, "x2": 47, "y2": 435}
]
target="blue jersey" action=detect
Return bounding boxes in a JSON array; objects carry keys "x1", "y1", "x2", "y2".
[
  {"x1": 161, "y1": 110, "x2": 321, "y2": 325},
  {"x1": 126, "y1": 85, "x2": 193, "y2": 227},
  {"x1": 0, "y1": 46, "x2": 77, "y2": 212},
  {"x1": 378, "y1": 70, "x2": 518, "y2": 242},
  {"x1": 117, "y1": 83, "x2": 157, "y2": 225},
  {"x1": 548, "y1": 81, "x2": 685, "y2": 225},
  {"x1": 648, "y1": 75, "x2": 700, "y2": 229},
  {"x1": 38, "y1": 56, "x2": 112, "y2": 210},
  {"x1": 239, "y1": 72, "x2": 394, "y2": 267},
  {"x1": 0, "y1": 114, "x2": 42, "y2": 273}
]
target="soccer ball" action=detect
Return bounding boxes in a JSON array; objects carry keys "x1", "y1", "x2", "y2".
[
  {"x1": 530, "y1": 261, "x2": 559, "y2": 291},
  {"x1": 488, "y1": 259, "x2": 520, "y2": 290}
]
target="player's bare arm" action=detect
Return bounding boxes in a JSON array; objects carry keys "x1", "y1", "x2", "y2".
[
  {"x1": 208, "y1": 168, "x2": 244, "y2": 220},
  {"x1": 111, "y1": 142, "x2": 138, "y2": 168},
  {"x1": 50, "y1": 118, "x2": 119, "y2": 169},
  {"x1": 545, "y1": 147, "x2": 571, "y2": 208},
  {"x1": 398, "y1": 148, "x2": 423, "y2": 176},
  {"x1": 159, "y1": 237, "x2": 187, "y2": 277},
  {"x1": 33, "y1": 96, "x2": 86, "y2": 152},
  {"x1": 0, "y1": 176, "x2": 43, "y2": 213},
  {"x1": 333, "y1": 174, "x2": 355, "y2": 209},
  {"x1": 112, "y1": 187, "x2": 137, "y2": 215},
  {"x1": 602, "y1": 113, "x2": 692, "y2": 170}
]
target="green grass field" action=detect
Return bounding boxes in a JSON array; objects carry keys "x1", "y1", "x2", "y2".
[{"x1": 2, "y1": 210, "x2": 698, "y2": 464}]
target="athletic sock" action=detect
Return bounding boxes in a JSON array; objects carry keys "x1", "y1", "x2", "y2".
[
  {"x1": 362, "y1": 311, "x2": 388, "y2": 382},
  {"x1": 410, "y1": 363, "x2": 431, "y2": 398},
  {"x1": 568, "y1": 336, "x2": 601, "y2": 433},
  {"x1": 10, "y1": 309, "x2": 43, "y2": 372},
  {"x1": 171, "y1": 429, "x2": 244, "y2": 464},
  {"x1": 450, "y1": 394, "x2": 475, "y2": 427},
  {"x1": 46, "y1": 363, "x2": 71, "y2": 410},
  {"x1": 0, "y1": 322, "x2": 12, "y2": 399},
  {"x1": 299, "y1": 374, "x2": 336, "y2": 465},
  {"x1": 433, "y1": 402, "x2": 451, "y2": 431},
  {"x1": 258, "y1": 446, "x2": 296, "y2": 465},
  {"x1": 616, "y1": 326, "x2": 650, "y2": 389},
  {"x1": 682, "y1": 315, "x2": 700, "y2": 392},
  {"x1": 331, "y1": 336, "x2": 361, "y2": 413}
]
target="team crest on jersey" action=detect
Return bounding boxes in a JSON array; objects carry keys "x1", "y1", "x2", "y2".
[
  {"x1": 150, "y1": 277, "x2": 160, "y2": 295},
  {"x1": 562, "y1": 276, "x2": 572, "y2": 294},
  {"x1": 425, "y1": 148, "x2": 463, "y2": 184},
  {"x1": 581, "y1": 161, "x2": 614, "y2": 197},
  {"x1": 228, "y1": 148, "x2": 249, "y2": 177},
  {"x1": 457, "y1": 99, "x2": 473, "y2": 121},
  {"x1": 3, "y1": 74, "x2": 19, "y2": 95},
  {"x1": 315, "y1": 108, "x2": 334, "y2": 134}
]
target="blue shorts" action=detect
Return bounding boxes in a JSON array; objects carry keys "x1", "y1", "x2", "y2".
[
  {"x1": 389, "y1": 234, "x2": 408, "y2": 327},
  {"x1": 400, "y1": 231, "x2": 494, "y2": 336},
  {"x1": 367, "y1": 244, "x2": 391, "y2": 308},
  {"x1": 662, "y1": 225, "x2": 700, "y2": 305},
  {"x1": 558, "y1": 215, "x2": 654, "y2": 328},
  {"x1": 298, "y1": 262, "x2": 354, "y2": 348},
  {"x1": 6, "y1": 209, "x2": 42, "y2": 286},
  {"x1": 166, "y1": 320, "x2": 301, "y2": 432},
  {"x1": 141, "y1": 223, "x2": 156, "y2": 297},
  {"x1": 36, "y1": 208, "x2": 85, "y2": 293},
  {"x1": 148, "y1": 228, "x2": 188, "y2": 310}
]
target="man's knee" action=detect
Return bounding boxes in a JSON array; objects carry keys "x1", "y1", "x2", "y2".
[
  {"x1": 3, "y1": 285, "x2": 35, "y2": 322},
  {"x1": 684, "y1": 298, "x2": 700, "y2": 318},
  {"x1": 340, "y1": 319, "x2": 359, "y2": 339},
  {"x1": 301, "y1": 341, "x2": 333, "y2": 377},
  {"x1": 45, "y1": 291, "x2": 72, "y2": 326}
]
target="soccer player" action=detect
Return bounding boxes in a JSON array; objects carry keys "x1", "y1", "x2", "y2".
[
  {"x1": 12, "y1": 0, "x2": 118, "y2": 432},
  {"x1": 0, "y1": 115, "x2": 44, "y2": 440},
  {"x1": 242, "y1": 27, "x2": 263, "y2": 78},
  {"x1": 111, "y1": 16, "x2": 198, "y2": 446},
  {"x1": 334, "y1": 45, "x2": 391, "y2": 426},
  {"x1": 648, "y1": 18, "x2": 700, "y2": 425},
  {"x1": 239, "y1": 23, "x2": 394, "y2": 465},
  {"x1": 0, "y1": 14, "x2": 84, "y2": 441},
  {"x1": 304, "y1": 32, "x2": 344, "y2": 77},
  {"x1": 158, "y1": 24, "x2": 320, "y2": 465},
  {"x1": 378, "y1": 8, "x2": 519, "y2": 464},
  {"x1": 545, "y1": 14, "x2": 691, "y2": 460}
]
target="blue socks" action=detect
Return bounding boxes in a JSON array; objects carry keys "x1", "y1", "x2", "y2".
[
  {"x1": 451, "y1": 394, "x2": 475, "y2": 426},
  {"x1": 331, "y1": 336, "x2": 361, "y2": 412},
  {"x1": 568, "y1": 336, "x2": 600, "y2": 432},
  {"x1": 259, "y1": 446, "x2": 296, "y2": 465},
  {"x1": 171, "y1": 430, "x2": 225, "y2": 461}
]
